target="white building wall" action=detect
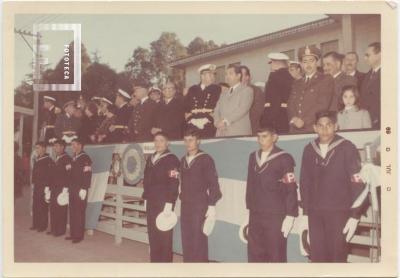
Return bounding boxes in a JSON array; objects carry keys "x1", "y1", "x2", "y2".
[{"x1": 183, "y1": 15, "x2": 380, "y2": 87}]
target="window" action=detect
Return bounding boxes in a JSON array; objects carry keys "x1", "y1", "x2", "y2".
[
  {"x1": 320, "y1": 40, "x2": 339, "y2": 55},
  {"x1": 282, "y1": 49, "x2": 295, "y2": 61},
  {"x1": 215, "y1": 65, "x2": 226, "y2": 84}
]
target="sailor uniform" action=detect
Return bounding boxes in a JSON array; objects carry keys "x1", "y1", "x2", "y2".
[
  {"x1": 246, "y1": 146, "x2": 298, "y2": 262},
  {"x1": 69, "y1": 151, "x2": 92, "y2": 241},
  {"x1": 109, "y1": 103, "x2": 131, "y2": 143},
  {"x1": 179, "y1": 151, "x2": 222, "y2": 262},
  {"x1": 142, "y1": 150, "x2": 180, "y2": 262},
  {"x1": 184, "y1": 84, "x2": 221, "y2": 138},
  {"x1": 300, "y1": 135, "x2": 367, "y2": 262},
  {"x1": 50, "y1": 153, "x2": 72, "y2": 236},
  {"x1": 31, "y1": 154, "x2": 54, "y2": 231}
]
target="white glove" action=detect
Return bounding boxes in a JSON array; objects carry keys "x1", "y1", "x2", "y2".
[
  {"x1": 44, "y1": 186, "x2": 51, "y2": 203},
  {"x1": 144, "y1": 200, "x2": 147, "y2": 211},
  {"x1": 79, "y1": 189, "x2": 87, "y2": 200},
  {"x1": 298, "y1": 215, "x2": 310, "y2": 256},
  {"x1": 342, "y1": 217, "x2": 359, "y2": 242},
  {"x1": 281, "y1": 215, "x2": 295, "y2": 238},
  {"x1": 163, "y1": 202, "x2": 173, "y2": 216},
  {"x1": 62, "y1": 187, "x2": 69, "y2": 194},
  {"x1": 205, "y1": 206, "x2": 216, "y2": 219},
  {"x1": 44, "y1": 186, "x2": 50, "y2": 194}
]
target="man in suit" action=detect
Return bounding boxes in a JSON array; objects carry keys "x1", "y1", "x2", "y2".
[
  {"x1": 260, "y1": 53, "x2": 294, "y2": 134},
  {"x1": 184, "y1": 64, "x2": 221, "y2": 138},
  {"x1": 360, "y1": 42, "x2": 381, "y2": 129},
  {"x1": 109, "y1": 89, "x2": 132, "y2": 143},
  {"x1": 152, "y1": 81, "x2": 185, "y2": 140},
  {"x1": 343, "y1": 52, "x2": 366, "y2": 90},
  {"x1": 240, "y1": 66, "x2": 264, "y2": 135},
  {"x1": 287, "y1": 45, "x2": 334, "y2": 133},
  {"x1": 128, "y1": 83, "x2": 158, "y2": 142},
  {"x1": 322, "y1": 51, "x2": 357, "y2": 111},
  {"x1": 54, "y1": 100, "x2": 81, "y2": 143},
  {"x1": 214, "y1": 64, "x2": 253, "y2": 137}
]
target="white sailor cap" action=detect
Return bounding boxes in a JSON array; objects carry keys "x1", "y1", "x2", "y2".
[
  {"x1": 156, "y1": 211, "x2": 178, "y2": 231},
  {"x1": 101, "y1": 97, "x2": 113, "y2": 105},
  {"x1": 44, "y1": 96, "x2": 56, "y2": 102},
  {"x1": 198, "y1": 64, "x2": 217, "y2": 74},
  {"x1": 149, "y1": 86, "x2": 161, "y2": 93},
  {"x1": 267, "y1": 52, "x2": 290, "y2": 62},
  {"x1": 117, "y1": 89, "x2": 131, "y2": 100},
  {"x1": 91, "y1": 96, "x2": 101, "y2": 101}
]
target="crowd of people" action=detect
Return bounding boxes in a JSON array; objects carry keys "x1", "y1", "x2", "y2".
[
  {"x1": 30, "y1": 110, "x2": 369, "y2": 263},
  {"x1": 39, "y1": 42, "x2": 381, "y2": 145}
]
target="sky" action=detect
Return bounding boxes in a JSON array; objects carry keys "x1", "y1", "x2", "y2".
[{"x1": 14, "y1": 14, "x2": 327, "y2": 87}]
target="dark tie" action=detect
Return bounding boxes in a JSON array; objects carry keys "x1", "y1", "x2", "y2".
[{"x1": 229, "y1": 88, "x2": 233, "y2": 94}]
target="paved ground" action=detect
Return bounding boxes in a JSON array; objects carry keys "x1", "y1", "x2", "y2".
[{"x1": 14, "y1": 186, "x2": 183, "y2": 262}]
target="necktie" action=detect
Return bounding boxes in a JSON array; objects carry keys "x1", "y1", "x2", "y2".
[{"x1": 229, "y1": 88, "x2": 233, "y2": 94}]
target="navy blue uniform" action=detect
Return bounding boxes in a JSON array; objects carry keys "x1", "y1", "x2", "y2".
[
  {"x1": 260, "y1": 68, "x2": 293, "y2": 134},
  {"x1": 300, "y1": 135, "x2": 367, "y2": 262},
  {"x1": 179, "y1": 151, "x2": 222, "y2": 262},
  {"x1": 360, "y1": 68, "x2": 381, "y2": 128},
  {"x1": 31, "y1": 154, "x2": 54, "y2": 231},
  {"x1": 153, "y1": 97, "x2": 185, "y2": 140},
  {"x1": 246, "y1": 146, "x2": 298, "y2": 262},
  {"x1": 128, "y1": 98, "x2": 158, "y2": 142},
  {"x1": 184, "y1": 84, "x2": 221, "y2": 138},
  {"x1": 142, "y1": 150, "x2": 180, "y2": 262},
  {"x1": 49, "y1": 153, "x2": 71, "y2": 236},
  {"x1": 69, "y1": 151, "x2": 92, "y2": 241},
  {"x1": 109, "y1": 103, "x2": 131, "y2": 143}
]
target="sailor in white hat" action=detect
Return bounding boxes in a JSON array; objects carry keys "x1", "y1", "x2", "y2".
[
  {"x1": 142, "y1": 132, "x2": 180, "y2": 262},
  {"x1": 108, "y1": 89, "x2": 132, "y2": 142},
  {"x1": 185, "y1": 64, "x2": 221, "y2": 138},
  {"x1": 48, "y1": 138, "x2": 71, "y2": 237},
  {"x1": 260, "y1": 52, "x2": 293, "y2": 134}
]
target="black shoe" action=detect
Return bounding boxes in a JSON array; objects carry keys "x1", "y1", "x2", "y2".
[
  {"x1": 65, "y1": 236, "x2": 74, "y2": 240},
  {"x1": 46, "y1": 231, "x2": 53, "y2": 235},
  {"x1": 72, "y1": 239, "x2": 83, "y2": 244},
  {"x1": 29, "y1": 227, "x2": 37, "y2": 231},
  {"x1": 37, "y1": 229, "x2": 46, "y2": 232}
]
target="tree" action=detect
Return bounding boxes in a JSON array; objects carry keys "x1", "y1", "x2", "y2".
[
  {"x1": 81, "y1": 62, "x2": 118, "y2": 100},
  {"x1": 125, "y1": 47, "x2": 155, "y2": 87},
  {"x1": 150, "y1": 32, "x2": 187, "y2": 87},
  {"x1": 187, "y1": 37, "x2": 219, "y2": 55}
]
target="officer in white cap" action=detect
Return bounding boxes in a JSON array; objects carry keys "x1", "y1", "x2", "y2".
[
  {"x1": 54, "y1": 100, "x2": 81, "y2": 143},
  {"x1": 41, "y1": 96, "x2": 61, "y2": 143},
  {"x1": 184, "y1": 64, "x2": 221, "y2": 138},
  {"x1": 260, "y1": 52, "x2": 293, "y2": 134},
  {"x1": 109, "y1": 89, "x2": 132, "y2": 142},
  {"x1": 142, "y1": 131, "x2": 180, "y2": 262}
]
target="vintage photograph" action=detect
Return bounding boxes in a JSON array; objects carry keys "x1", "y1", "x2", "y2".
[{"x1": 3, "y1": 1, "x2": 398, "y2": 277}]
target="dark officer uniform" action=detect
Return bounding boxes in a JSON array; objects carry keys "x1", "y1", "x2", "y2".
[
  {"x1": 49, "y1": 152, "x2": 72, "y2": 236},
  {"x1": 260, "y1": 68, "x2": 294, "y2": 134},
  {"x1": 142, "y1": 150, "x2": 180, "y2": 262},
  {"x1": 31, "y1": 153, "x2": 54, "y2": 231},
  {"x1": 300, "y1": 135, "x2": 367, "y2": 262},
  {"x1": 108, "y1": 102, "x2": 131, "y2": 143},
  {"x1": 42, "y1": 105, "x2": 59, "y2": 143},
  {"x1": 79, "y1": 114, "x2": 100, "y2": 144},
  {"x1": 360, "y1": 68, "x2": 381, "y2": 128},
  {"x1": 287, "y1": 72, "x2": 334, "y2": 133},
  {"x1": 246, "y1": 146, "x2": 298, "y2": 262},
  {"x1": 69, "y1": 151, "x2": 92, "y2": 241},
  {"x1": 128, "y1": 98, "x2": 158, "y2": 142},
  {"x1": 184, "y1": 84, "x2": 221, "y2": 138},
  {"x1": 153, "y1": 97, "x2": 185, "y2": 140},
  {"x1": 179, "y1": 151, "x2": 222, "y2": 262},
  {"x1": 54, "y1": 112, "x2": 81, "y2": 140}
]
